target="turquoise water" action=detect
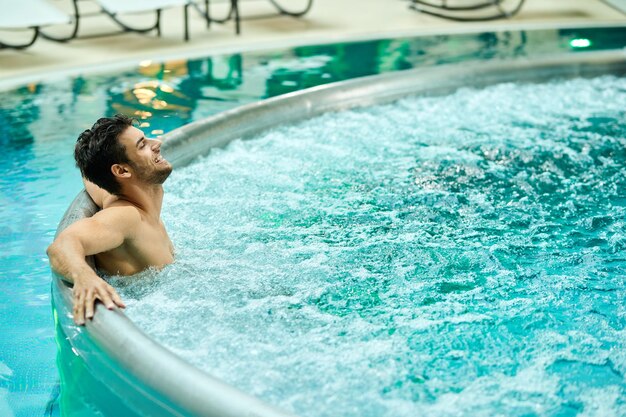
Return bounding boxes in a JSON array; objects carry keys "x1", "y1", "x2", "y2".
[
  {"x1": 1, "y1": 26, "x2": 625, "y2": 416},
  {"x1": 115, "y1": 75, "x2": 626, "y2": 417}
]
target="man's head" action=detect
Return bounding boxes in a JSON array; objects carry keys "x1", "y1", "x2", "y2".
[{"x1": 75, "y1": 114, "x2": 172, "y2": 195}]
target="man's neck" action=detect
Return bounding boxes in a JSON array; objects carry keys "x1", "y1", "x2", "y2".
[{"x1": 114, "y1": 183, "x2": 164, "y2": 222}]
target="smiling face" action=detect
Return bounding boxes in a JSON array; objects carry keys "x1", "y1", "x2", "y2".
[{"x1": 117, "y1": 126, "x2": 172, "y2": 185}]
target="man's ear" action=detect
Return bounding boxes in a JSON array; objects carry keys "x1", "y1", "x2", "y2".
[{"x1": 111, "y1": 164, "x2": 132, "y2": 179}]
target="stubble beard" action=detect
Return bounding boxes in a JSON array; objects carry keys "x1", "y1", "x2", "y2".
[
  {"x1": 149, "y1": 164, "x2": 173, "y2": 185},
  {"x1": 134, "y1": 162, "x2": 173, "y2": 185}
]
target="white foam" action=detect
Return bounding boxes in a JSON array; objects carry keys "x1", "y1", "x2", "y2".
[{"x1": 114, "y1": 76, "x2": 626, "y2": 417}]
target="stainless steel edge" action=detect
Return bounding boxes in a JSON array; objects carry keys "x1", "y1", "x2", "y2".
[
  {"x1": 160, "y1": 49, "x2": 626, "y2": 168},
  {"x1": 51, "y1": 49, "x2": 626, "y2": 417}
]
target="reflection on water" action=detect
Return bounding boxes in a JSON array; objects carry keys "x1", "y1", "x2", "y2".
[
  {"x1": 3, "y1": 26, "x2": 624, "y2": 151},
  {"x1": 0, "y1": 25, "x2": 625, "y2": 417}
]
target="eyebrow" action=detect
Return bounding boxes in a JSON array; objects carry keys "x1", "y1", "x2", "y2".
[{"x1": 135, "y1": 136, "x2": 146, "y2": 148}]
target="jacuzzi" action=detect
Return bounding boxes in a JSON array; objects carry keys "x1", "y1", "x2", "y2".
[{"x1": 51, "y1": 49, "x2": 626, "y2": 417}]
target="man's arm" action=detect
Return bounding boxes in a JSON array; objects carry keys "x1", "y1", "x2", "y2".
[{"x1": 47, "y1": 206, "x2": 140, "y2": 325}]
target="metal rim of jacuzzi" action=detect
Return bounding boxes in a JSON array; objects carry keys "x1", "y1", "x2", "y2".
[{"x1": 51, "y1": 49, "x2": 626, "y2": 417}]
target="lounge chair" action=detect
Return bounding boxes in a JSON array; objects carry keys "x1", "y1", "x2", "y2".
[
  {"x1": 409, "y1": 0, "x2": 525, "y2": 21},
  {"x1": 0, "y1": 0, "x2": 70, "y2": 49},
  {"x1": 190, "y1": 0, "x2": 241, "y2": 34},
  {"x1": 191, "y1": 0, "x2": 314, "y2": 35},
  {"x1": 39, "y1": 0, "x2": 192, "y2": 43},
  {"x1": 95, "y1": 0, "x2": 191, "y2": 39}
]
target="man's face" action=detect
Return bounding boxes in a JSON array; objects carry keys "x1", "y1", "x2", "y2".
[{"x1": 118, "y1": 126, "x2": 172, "y2": 185}]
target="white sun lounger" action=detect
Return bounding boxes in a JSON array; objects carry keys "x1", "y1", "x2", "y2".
[
  {"x1": 91, "y1": 0, "x2": 192, "y2": 40},
  {"x1": 191, "y1": 0, "x2": 313, "y2": 36},
  {"x1": 97, "y1": 0, "x2": 188, "y2": 14},
  {"x1": 0, "y1": 0, "x2": 70, "y2": 49}
]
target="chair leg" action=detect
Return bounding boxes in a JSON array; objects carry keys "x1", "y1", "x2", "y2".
[
  {"x1": 0, "y1": 27, "x2": 39, "y2": 49},
  {"x1": 205, "y1": 0, "x2": 211, "y2": 28},
  {"x1": 189, "y1": 0, "x2": 212, "y2": 28},
  {"x1": 267, "y1": 0, "x2": 314, "y2": 17},
  {"x1": 156, "y1": 9, "x2": 162, "y2": 37},
  {"x1": 40, "y1": 0, "x2": 80, "y2": 42},
  {"x1": 184, "y1": 4, "x2": 189, "y2": 41},
  {"x1": 232, "y1": 0, "x2": 240, "y2": 35},
  {"x1": 410, "y1": 0, "x2": 525, "y2": 21},
  {"x1": 193, "y1": 0, "x2": 233, "y2": 25},
  {"x1": 191, "y1": 0, "x2": 239, "y2": 34},
  {"x1": 102, "y1": 8, "x2": 162, "y2": 34}
]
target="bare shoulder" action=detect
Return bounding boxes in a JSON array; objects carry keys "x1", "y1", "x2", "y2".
[
  {"x1": 91, "y1": 203, "x2": 143, "y2": 230},
  {"x1": 53, "y1": 201, "x2": 143, "y2": 254}
]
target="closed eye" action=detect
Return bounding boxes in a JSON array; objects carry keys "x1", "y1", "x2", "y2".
[{"x1": 136, "y1": 136, "x2": 147, "y2": 149}]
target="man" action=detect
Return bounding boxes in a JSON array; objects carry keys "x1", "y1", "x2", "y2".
[{"x1": 47, "y1": 114, "x2": 175, "y2": 325}]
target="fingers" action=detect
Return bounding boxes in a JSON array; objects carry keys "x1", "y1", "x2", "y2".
[
  {"x1": 73, "y1": 290, "x2": 85, "y2": 325},
  {"x1": 98, "y1": 286, "x2": 116, "y2": 310},
  {"x1": 73, "y1": 283, "x2": 125, "y2": 326},
  {"x1": 99, "y1": 283, "x2": 125, "y2": 309},
  {"x1": 109, "y1": 287, "x2": 126, "y2": 309},
  {"x1": 85, "y1": 290, "x2": 95, "y2": 320},
  {"x1": 73, "y1": 288, "x2": 94, "y2": 325}
]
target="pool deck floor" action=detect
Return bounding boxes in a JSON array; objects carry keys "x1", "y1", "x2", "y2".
[{"x1": 0, "y1": 0, "x2": 625, "y2": 87}]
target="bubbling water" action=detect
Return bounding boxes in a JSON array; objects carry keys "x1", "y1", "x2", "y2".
[{"x1": 111, "y1": 76, "x2": 626, "y2": 417}]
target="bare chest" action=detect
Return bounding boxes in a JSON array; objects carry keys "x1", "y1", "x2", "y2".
[{"x1": 96, "y1": 222, "x2": 174, "y2": 276}]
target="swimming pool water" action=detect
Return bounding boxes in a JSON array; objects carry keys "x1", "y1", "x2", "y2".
[
  {"x1": 1, "y1": 26, "x2": 626, "y2": 416},
  {"x1": 112, "y1": 75, "x2": 626, "y2": 417}
]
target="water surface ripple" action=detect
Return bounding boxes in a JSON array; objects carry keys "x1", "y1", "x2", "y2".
[{"x1": 112, "y1": 76, "x2": 626, "y2": 417}]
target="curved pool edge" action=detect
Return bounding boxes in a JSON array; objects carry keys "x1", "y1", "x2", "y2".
[
  {"x1": 51, "y1": 49, "x2": 626, "y2": 417},
  {"x1": 52, "y1": 192, "x2": 295, "y2": 417},
  {"x1": 161, "y1": 49, "x2": 626, "y2": 167}
]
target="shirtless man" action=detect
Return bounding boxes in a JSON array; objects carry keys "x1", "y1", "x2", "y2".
[{"x1": 47, "y1": 114, "x2": 174, "y2": 325}]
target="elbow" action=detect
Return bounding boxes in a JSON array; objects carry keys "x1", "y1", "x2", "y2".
[
  {"x1": 46, "y1": 241, "x2": 61, "y2": 268},
  {"x1": 46, "y1": 241, "x2": 57, "y2": 259},
  {"x1": 46, "y1": 238, "x2": 75, "y2": 283},
  {"x1": 47, "y1": 236, "x2": 71, "y2": 270}
]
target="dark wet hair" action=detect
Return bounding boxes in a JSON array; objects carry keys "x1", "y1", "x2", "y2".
[{"x1": 74, "y1": 114, "x2": 134, "y2": 195}]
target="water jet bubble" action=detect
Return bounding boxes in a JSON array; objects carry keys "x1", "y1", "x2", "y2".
[{"x1": 115, "y1": 75, "x2": 626, "y2": 417}]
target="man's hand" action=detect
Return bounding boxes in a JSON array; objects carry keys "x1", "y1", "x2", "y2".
[{"x1": 72, "y1": 275, "x2": 126, "y2": 325}]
